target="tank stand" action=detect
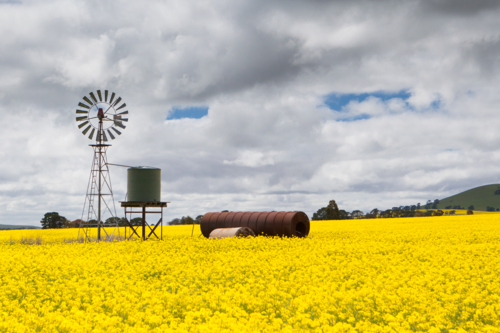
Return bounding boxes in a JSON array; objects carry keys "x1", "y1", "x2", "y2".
[{"x1": 120, "y1": 201, "x2": 169, "y2": 241}]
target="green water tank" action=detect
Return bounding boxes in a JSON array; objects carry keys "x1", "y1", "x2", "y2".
[{"x1": 127, "y1": 167, "x2": 161, "y2": 202}]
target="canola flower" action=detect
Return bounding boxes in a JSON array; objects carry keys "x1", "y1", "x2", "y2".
[{"x1": 1, "y1": 215, "x2": 500, "y2": 332}]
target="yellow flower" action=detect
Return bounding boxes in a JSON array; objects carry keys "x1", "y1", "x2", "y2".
[{"x1": 1, "y1": 215, "x2": 500, "y2": 331}]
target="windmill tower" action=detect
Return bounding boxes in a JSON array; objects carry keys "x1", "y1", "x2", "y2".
[{"x1": 74, "y1": 90, "x2": 128, "y2": 241}]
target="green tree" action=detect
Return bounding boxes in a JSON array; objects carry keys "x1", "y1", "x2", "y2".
[
  {"x1": 71, "y1": 219, "x2": 83, "y2": 228},
  {"x1": 338, "y1": 210, "x2": 350, "y2": 219},
  {"x1": 130, "y1": 217, "x2": 143, "y2": 226},
  {"x1": 434, "y1": 210, "x2": 444, "y2": 216},
  {"x1": 105, "y1": 217, "x2": 121, "y2": 225},
  {"x1": 426, "y1": 200, "x2": 432, "y2": 210},
  {"x1": 366, "y1": 208, "x2": 379, "y2": 219},
  {"x1": 313, "y1": 200, "x2": 346, "y2": 220},
  {"x1": 117, "y1": 217, "x2": 129, "y2": 226},
  {"x1": 180, "y1": 216, "x2": 194, "y2": 225},
  {"x1": 324, "y1": 200, "x2": 340, "y2": 220},
  {"x1": 381, "y1": 209, "x2": 393, "y2": 218},
  {"x1": 351, "y1": 210, "x2": 364, "y2": 218},
  {"x1": 312, "y1": 207, "x2": 326, "y2": 220},
  {"x1": 168, "y1": 216, "x2": 195, "y2": 225},
  {"x1": 40, "y1": 212, "x2": 66, "y2": 229},
  {"x1": 169, "y1": 218, "x2": 181, "y2": 225}
]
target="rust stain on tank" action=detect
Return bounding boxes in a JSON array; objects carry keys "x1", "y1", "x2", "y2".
[
  {"x1": 216, "y1": 212, "x2": 228, "y2": 229},
  {"x1": 224, "y1": 212, "x2": 237, "y2": 228},
  {"x1": 232, "y1": 212, "x2": 245, "y2": 228},
  {"x1": 274, "y1": 211, "x2": 287, "y2": 236}
]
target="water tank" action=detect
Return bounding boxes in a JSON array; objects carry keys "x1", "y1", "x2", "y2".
[
  {"x1": 127, "y1": 167, "x2": 161, "y2": 202},
  {"x1": 200, "y1": 211, "x2": 310, "y2": 238},
  {"x1": 209, "y1": 227, "x2": 255, "y2": 239}
]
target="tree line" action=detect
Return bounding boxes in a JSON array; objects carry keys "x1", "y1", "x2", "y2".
[
  {"x1": 40, "y1": 212, "x2": 203, "y2": 229},
  {"x1": 311, "y1": 200, "x2": 472, "y2": 220}
]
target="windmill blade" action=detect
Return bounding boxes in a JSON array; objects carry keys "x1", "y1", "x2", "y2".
[
  {"x1": 102, "y1": 116, "x2": 115, "y2": 122},
  {"x1": 73, "y1": 90, "x2": 128, "y2": 142},
  {"x1": 112, "y1": 97, "x2": 122, "y2": 107},
  {"x1": 82, "y1": 125, "x2": 91, "y2": 135},
  {"x1": 78, "y1": 102, "x2": 90, "y2": 109},
  {"x1": 111, "y1": 127, "x2": 122, "y2": 135},
  {"x1": 83, "y1": 96, "x2": 94, "y2": 106},
  {"x1": 89, "y1": 92, "x2": 98, "y2": 103}
]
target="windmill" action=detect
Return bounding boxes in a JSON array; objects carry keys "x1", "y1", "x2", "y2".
[{"x1": 75, "y1": 90, "x2": 128, "y2": 241}]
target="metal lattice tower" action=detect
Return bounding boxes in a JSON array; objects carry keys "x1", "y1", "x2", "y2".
[
  {"x1": 78, "y1": 146, "x2": 120, "y2": 241},
  {"x1": 75, "y1": 90, "x2": 128, "y2": 242}
]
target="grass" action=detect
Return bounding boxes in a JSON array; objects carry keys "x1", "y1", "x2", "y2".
[{"x1": 435, "y1": 184, "x2": 500, "y2": 211}]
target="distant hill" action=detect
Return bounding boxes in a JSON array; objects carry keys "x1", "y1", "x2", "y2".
[
  {"x1": 0, "y1": 224, "x2": 41, "y2": 230},
  {"x1": 436, "y1": 184, "x2": 500, "y2": 211}
]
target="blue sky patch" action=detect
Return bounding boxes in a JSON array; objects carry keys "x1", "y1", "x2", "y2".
[
  {"x1": 337, "y1": 114, "x2": 372, "y2": 122},
  {"x1": 167, "y1": 106, "x2": 209, "y2": 120},
  {"x1": 324, "y1": 90, "x2": 411, "y2": 111},
  {"x1": 430, "y1": 99, "x2": 441, "y2": 109}
]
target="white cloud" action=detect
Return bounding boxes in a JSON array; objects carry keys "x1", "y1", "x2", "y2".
[
  {"x1": 223, "y1": 151, "x2": 276, "y2": 167},
  {"x1": 2, "y1": 0, "x2": 500, "y2": 225}
]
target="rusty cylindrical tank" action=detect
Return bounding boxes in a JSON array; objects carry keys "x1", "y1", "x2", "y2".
[
  {"x1": 209, "y1": 227, "x2": 255, "y2": 239},
  {"x1": 200, "y1": 211, "x2": 310, "y2": 238}
]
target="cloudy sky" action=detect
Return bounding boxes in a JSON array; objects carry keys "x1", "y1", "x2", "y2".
[{"x1": 2, "y1": 0, "x2": 500, "y2": 225}]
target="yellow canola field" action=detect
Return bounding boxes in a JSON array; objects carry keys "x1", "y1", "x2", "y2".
[
  {"x1": 1, "y1": 215, "x2": 500, "y2": 332},
  {"x1": 0, "y1": 226, "x2": 190, "y2": 244}
]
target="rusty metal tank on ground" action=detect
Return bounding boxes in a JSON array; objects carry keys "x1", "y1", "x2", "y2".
[
  {"x1": 127, "y1": 167, "x2": 161, "y2": 202},
  {"x1": 200, "y1": 211, "x2": 310, "y2": 238},
  {"x1": 209, "y1": 227, "x2": 255, "y2": 239}
]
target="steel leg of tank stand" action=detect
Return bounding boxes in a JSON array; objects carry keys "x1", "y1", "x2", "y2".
[
  {"x1": 124, "y1": 217, "x2": 140, "y2": 240},
  {"x1": 142, "y1": 206, "x2": 146, "y2": 241},
  {"x1": 124, "y1": 207, "x2": 126, "y2": 240},
  {"x1": 147, "y1": 218, "x2": 162, "y2": 239}
]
